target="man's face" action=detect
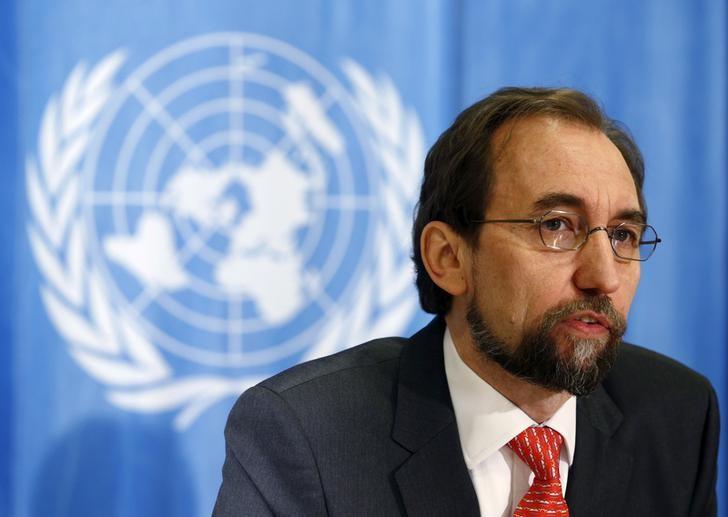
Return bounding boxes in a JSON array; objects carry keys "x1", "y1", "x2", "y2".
[{"x1": 465, "y1": 116, "x2": 642, "y2": 395}]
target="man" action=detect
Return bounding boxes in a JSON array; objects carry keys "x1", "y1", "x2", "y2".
[{"x1": 214, "y1": 87, "x2": 719, "y2": 516}]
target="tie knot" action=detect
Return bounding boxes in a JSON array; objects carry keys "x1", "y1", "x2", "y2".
[{"x1": 507, "y1": 426, "x2": 564, "y2": 481}]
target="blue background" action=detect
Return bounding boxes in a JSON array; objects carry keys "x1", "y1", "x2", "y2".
[{"x1": 1, "y1": 1, "x2": 725, "y2": 515}]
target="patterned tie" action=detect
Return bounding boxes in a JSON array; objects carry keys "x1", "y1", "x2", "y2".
[{"x1": 507, "y1": 426, "x2": 569, "y2": 516}]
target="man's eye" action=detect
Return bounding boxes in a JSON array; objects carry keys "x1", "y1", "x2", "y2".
[
  {"x1": 541, "y1": 218, "x2": 571, "y2": 232},
  {"x1": 613, "y1": 227, "x2": 640, "y2": 245}
]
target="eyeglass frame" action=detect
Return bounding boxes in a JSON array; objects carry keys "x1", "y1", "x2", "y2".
[{"x1": 470, "y1": 209, "x2": 662, "y2": 262}]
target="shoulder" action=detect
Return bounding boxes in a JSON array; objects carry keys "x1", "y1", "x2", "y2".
[
  {"x1": 223, "y1": 336, "x2": 409, "y2": 465},
  {"x1": 595, "y1": 343, "x2": 719, "y2": 514},
  {"x1": 217, "y1": 336, "x2": 419, "y2": 515},
  {"x1": 259, "y1": 336, "x2": 406, "y2": 394},
  {"x1": 227, "y1": 336, "x2": 407, "y2": 428},
  {"x1": 603, "y1": 342, "x2": 716, "y2": 415},
  {"x1": 608, "y1": 342, "x2": 713, "y2": 390}
]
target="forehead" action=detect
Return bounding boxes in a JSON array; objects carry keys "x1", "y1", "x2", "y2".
[{"x1": 488, "y1": 116, "x2": 640, "y2": 217}]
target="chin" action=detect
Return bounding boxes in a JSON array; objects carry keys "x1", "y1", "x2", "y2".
[{"x1": 564, "y1": 336, "x2": 610, "y2": 367}]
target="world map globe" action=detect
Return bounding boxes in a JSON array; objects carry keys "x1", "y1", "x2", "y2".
[{"x1": 103, "y1": 150, "x2": 316, "y2": 325}]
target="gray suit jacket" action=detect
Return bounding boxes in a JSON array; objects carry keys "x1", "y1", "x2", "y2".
[{"x1": 213, "y1": 317, "x2": 719, "y2": 516}]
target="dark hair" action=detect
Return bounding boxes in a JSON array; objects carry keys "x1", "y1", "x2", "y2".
[{"x1": 412, "y1": 87, "x2": 646, "y2": 315}]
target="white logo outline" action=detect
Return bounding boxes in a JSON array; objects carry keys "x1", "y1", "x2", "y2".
[{"x1": 25, "y1": 33, "x2": 424, "y2": 430}]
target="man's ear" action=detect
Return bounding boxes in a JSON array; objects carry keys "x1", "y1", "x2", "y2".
[{"x1": 420, "y1": 221, "x2": 470, "y2": 297}]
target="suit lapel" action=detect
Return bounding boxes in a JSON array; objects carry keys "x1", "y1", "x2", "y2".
[
  {"x1": 565, "y1": 384, "x2": 633, "y2": 516},
  {"x1": 391, "y1": 318, "x2": 480, "y2": 517}
]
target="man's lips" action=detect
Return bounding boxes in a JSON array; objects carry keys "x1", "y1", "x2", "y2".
[{"x1": 557, "y1": 311, "x2": 611, "y2": 336}]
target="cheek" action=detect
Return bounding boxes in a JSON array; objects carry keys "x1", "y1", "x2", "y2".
[
  {"x1": 520, "y1": 264, "x2": 573, "y2": 325},
  {"x1": 473, "y1": 251, "x2": 521, "y2": 320},
  {"x1": 615, "y1": 266, "x2": 641, "y2": 315},
  {"x1": 475, "y1": 249, "x2": 560, "y2": 337}
]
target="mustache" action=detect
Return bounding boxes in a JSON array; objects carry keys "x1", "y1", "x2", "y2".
[{"x1": 542, "y1": 295, "x2": 627, "y2": 337}]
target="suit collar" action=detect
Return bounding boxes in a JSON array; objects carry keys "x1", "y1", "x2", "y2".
[
  {"x1": 392, "y1": 317, "x2": 480, "y2": 516},
  {"x1": 565, "y1": 382, "x2": 634, "y2": 516},
  {"x1": 392, "y1": 317, "x2": 454, "y2": 450}
]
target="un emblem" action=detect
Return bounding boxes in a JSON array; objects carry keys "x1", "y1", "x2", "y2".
[{"x1": 26, "y1": 33, "x2": 424, "y2": 429}]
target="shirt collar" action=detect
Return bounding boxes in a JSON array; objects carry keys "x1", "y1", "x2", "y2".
[{"x1": 443, "y1": 326, "x2": 576, "y2": 469}]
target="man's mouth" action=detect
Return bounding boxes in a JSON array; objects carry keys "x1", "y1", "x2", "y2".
[{"x1": 558, "y1": 311, "x2": 611, "y2": 337}]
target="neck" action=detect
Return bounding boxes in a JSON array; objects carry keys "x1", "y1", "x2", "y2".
[{"x1": 446, "y1": 314, "x2": 571, "y2": 423}]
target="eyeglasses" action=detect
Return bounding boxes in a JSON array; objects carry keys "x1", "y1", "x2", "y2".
[{"x1": 472, "y1": 210, "x2": 661, "y2": 261}]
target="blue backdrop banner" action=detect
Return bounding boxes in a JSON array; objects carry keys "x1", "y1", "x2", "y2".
[{"x1": 2, "y1": 1, "x2": 725, "y2": 516}]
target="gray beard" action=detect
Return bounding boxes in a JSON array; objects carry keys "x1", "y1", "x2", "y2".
[{"x1": 466, "y1": 295, "x2": 626, "y2": 396}]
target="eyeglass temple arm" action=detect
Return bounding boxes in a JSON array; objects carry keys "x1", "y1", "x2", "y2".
[{"x1": 640, "y1": 237, "x2": 662, "y2": 245}]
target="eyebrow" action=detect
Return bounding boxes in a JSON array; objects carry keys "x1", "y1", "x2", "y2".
[
  {"x1": 532, "y1": 192, "x2": 646, "y2": 223},
  {"x1": 613, "y1": 209, "x2": 646, "y2": 224},
  {"x1": 532, "y1": 193, "x2": 585, "y2": 213}
]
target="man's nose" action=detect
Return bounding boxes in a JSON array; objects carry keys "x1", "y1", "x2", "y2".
[{"x1": 573, "y1": 228, "x2": 621, "y2": 294}]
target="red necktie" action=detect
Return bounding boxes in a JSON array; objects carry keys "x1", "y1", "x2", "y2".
[{"x1": 507, "y1": 426, "x2": 569, "y2": 516}]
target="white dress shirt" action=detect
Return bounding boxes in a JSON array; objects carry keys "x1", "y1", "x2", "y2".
[{"x1": 443, "y1": 328, "x2": 576, "y2": 517}]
